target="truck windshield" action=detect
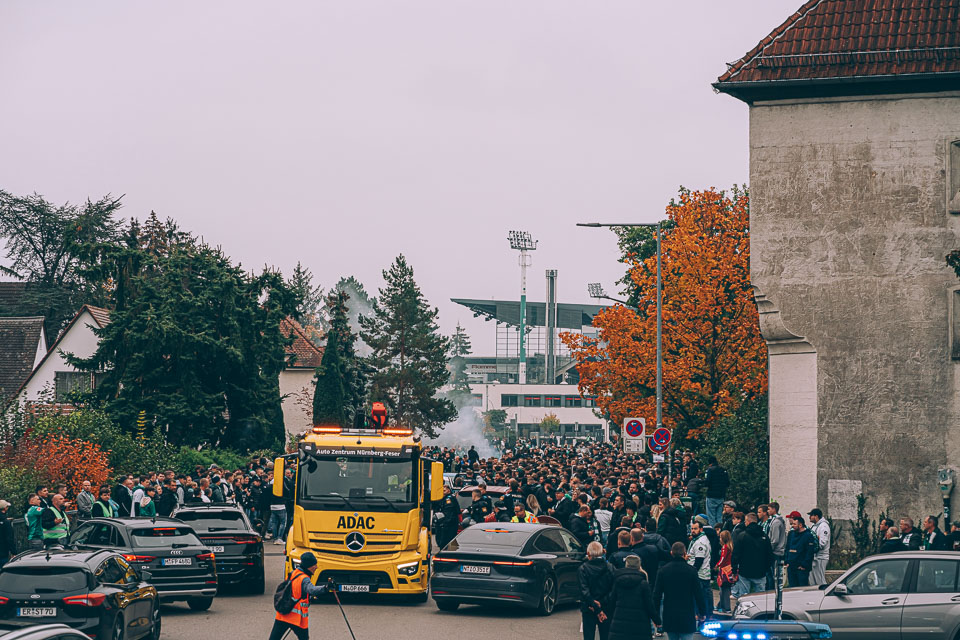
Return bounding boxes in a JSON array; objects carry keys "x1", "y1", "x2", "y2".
[{"x1": 298, "y1": 456, "x2": 418, "y2": 511}]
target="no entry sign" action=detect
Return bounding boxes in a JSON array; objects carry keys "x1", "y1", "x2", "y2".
[{"x1": 648, "y1": 427, "x2": 671, "y2": 454}]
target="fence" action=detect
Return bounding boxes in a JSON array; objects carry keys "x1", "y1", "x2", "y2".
[{"x1": 9, "y1": 510, "x2": 79, "y2": 554}]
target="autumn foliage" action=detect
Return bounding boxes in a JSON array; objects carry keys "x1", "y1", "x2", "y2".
[
  {"x1": 562, "y1": 187, "x2": 767, "y2": 442},
  {"x1": 3, "y1": 432, "x2": 112, "y2": 498}
]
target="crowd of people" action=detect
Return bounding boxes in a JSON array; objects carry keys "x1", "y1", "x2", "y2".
[
  {"x1": 427, "y1": 439, "x2": 960, "y2": 640},
  {"x1": 0, "y1": 457, "x2": 297, "y2": 565}
]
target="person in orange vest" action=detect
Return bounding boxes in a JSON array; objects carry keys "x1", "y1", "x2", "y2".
[{"x1": 269, "y1": 552, "x2": 331, "y2": 640}]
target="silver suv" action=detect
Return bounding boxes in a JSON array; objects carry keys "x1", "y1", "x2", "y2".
[{"x1": 735, "y1": 551, "x2": 960, "y2": 639}]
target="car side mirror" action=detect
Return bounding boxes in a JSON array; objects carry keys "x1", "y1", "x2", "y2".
[
  {"x1": 140, "y1": 570, "x2": 153, "y2": 582},
  {"x1": 831, "y1": 583, "x2": 848, "y2": 596}
]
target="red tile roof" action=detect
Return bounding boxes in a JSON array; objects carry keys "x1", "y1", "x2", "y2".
[
  {"x1": 280, "y1": 317, "x2": 324, "y2": 369},
  {"x1": 716, "y1": 0, "x2": 960, "y2": 97},
  {"x1": 85, "y1": 305, "x2": 111, "y2": 328}
]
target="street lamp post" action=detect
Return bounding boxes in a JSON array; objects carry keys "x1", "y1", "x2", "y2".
[{"x1": 577, "y1": 221, "x2": 668, "y2": 499}]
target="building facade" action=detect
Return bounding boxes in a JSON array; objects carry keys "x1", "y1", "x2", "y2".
[{"x1": 716, "y1": 0, "x2": 960, "y2": 519}]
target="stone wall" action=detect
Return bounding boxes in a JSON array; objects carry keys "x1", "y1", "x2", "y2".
[{"x1": 749, "y1": 92, "x2": 960, "y2": 520}]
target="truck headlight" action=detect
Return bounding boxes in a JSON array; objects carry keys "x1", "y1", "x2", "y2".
[
  {"x1": 734, "y1": 601, "x2": 756, "y2": 618},
  {"x1": 397, "y1": 561, "x2": 419, "y2": 576}
]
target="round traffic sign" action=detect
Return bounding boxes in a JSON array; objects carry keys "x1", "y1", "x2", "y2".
[
  {"x1": 652, "y1": 427, "x2": 671, "y2": 447},
  {"x1": 625, "y1": 420, "x2": 644, "y2": 438}
]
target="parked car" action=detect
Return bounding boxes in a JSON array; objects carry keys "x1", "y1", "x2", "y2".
[
  {"x1": 431, "y1": 522, "x2": 586, "y2": 615},
  {"x1": 0, "y1": 550, "x2": 160, "y2": 640},
  {"x1": 734, "y1": 550, "x2": 960, "y2": 639},
  {"x1": 0, "y1": 623, "x2": 101, "y2": 640},
  {"x1": 170, "y1": 503, "x2": 265, "y2": 593},
  {"x1": 68, "y1": 517, "x2": 217, "y2": 611}
]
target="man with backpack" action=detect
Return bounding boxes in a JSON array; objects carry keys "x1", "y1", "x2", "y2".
[{"x1": 270, "y1": 552, "x2": 331, "y2": 640}]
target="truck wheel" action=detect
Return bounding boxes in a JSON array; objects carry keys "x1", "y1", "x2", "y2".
[
  {"x1": 187, "y1": 597, "x2": 213, "y2": 612},
  {"x1": 435, "y1": 599, "x2": 460, "y2": 612}
]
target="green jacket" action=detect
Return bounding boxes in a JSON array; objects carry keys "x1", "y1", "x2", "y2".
[
  {"x1": 25, "y1": 505, "x2": 43, "y2": 540},
  {"x1": 138, "y1": 499, "x2": 156, "y2": 517}
]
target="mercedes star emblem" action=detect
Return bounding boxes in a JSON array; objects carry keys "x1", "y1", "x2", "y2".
[{"x1": 345, "y1": 531, "x2": 366, "y2": 552}]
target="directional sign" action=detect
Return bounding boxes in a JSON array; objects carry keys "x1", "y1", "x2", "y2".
[
  {"x1": 648, "y1": 427, "x2": 672, "y2": 454},
  {"x1": 622, "y1": 417, "x2": 645, "y2": 454}
]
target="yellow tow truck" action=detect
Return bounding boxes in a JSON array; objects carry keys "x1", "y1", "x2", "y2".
[{"x1": 273, "y1": 403, "x2": 444, "y2": 601}]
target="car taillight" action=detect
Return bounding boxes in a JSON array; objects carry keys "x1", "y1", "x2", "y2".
[
  {"x1": 63, "y1": 594, "x2": 107, "y2": 607},
  {"x1": 432, "y1": 557, "x2": 458, "y2": 563},
  {"x1": 0, "y1": 597, "x2": 8, "y2": 605},
  {"x1": 197, "y1": 553, "x2": 215, "y2": 561},
  {"x1": 122, "y1": 555, "x2": 157, "y2": 563},
  {"x1": 232, "y1": 536, "x2": 260, "y2": 544},
  {"x1": 493, "y1": 560, "x2": 533, "y2": 566}
]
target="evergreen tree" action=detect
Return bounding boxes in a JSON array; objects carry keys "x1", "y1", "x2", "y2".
[
  {"x1": 287, "y1": 262, "x2": 324, "y2": 341},
  {"x1": 360, "y1": 256, "x2": 456, "y2": 437},
  {"x1": 69, "y1": 221, "x2": 298, "y2": 451},
  {"x1": 313, "y1": 288, "x2": 366, "y2": 426},
  {"x1": 447, "y1": 323, "x2": 473, "y2": 408}
]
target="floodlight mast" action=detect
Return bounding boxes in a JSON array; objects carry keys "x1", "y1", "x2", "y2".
[{"x1": 508, "y1": 230, "x2": 538, "y2": 384}]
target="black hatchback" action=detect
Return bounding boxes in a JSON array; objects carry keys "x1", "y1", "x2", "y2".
[
  {"x1": 68, "y1": 517, "x2": 217, "y2": 611},
  {"x1": 170, "y1": 504, "x2": 265, "y2": 593},
  {"x1": 0, "y1": 549, "x2": 160, "y2": 640}
]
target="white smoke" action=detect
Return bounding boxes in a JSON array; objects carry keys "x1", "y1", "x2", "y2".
[{"x1": 424, "y1": 407, "x2": 499, "y2": 458}]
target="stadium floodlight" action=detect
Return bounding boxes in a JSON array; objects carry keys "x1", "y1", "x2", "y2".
[
  {"x1": 507, "y1": 230, "x2": 537, "y2": 384},
  {"x1": 587, "y1": 283, "x2": 606, "y2": 299}
]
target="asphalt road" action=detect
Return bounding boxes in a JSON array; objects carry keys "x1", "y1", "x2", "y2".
[{"x1": 161, "y1": 549, "x2": 585, "y2": 640}]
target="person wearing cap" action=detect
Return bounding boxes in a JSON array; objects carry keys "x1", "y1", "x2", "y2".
[
  {"x1": 766, "y1": 502, "x2": 787, "y2": 590},
  {"x1": 720, "y1": 501, "x2": 736, "y2": 533},
  {"x1": 784, "y1": 511, "x2": 816, "y2": 587},
  {"x1": 807, "y1": 508, "x2": 831, "y2": 585},
  {"x1": 269, "y1": 552, "x2": 331, "y2": 640},
  {"x1": 0, "y1": 499, "x2": 14, "y2": 567}
]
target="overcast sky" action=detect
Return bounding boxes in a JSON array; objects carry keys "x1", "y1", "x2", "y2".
[{"x1": 1, "y1": 1, "x2": 793, "y2": 353}]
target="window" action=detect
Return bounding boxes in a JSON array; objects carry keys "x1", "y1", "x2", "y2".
[
  {"x1": 501, "y1": 395, "x2": 519, "y2": 408},
  {"x1": 949, "y1": 139, "x2": 960, "y2": 214},
  {"x1": 544, "y1": 396, "x2": 561, "y2": 408},
  {"x1": 115, "y1": 557, "x2": 140, "y2": 585},
  {"x1": 69, "y1": 524, "x2": 94, "y2": 546},
  {"x1": 86, "y1": 523, "x2": 115, "y2": 546},
  {"x1": 843, "y1": 559, "x2": 910, "y2": 595},
  {"x1": 0, "y1": 568, "x2": 88, "y2": 592},
  {"x1": 468, "y1": 394, "x2": 483, "y2": 407},
  {"x1": 584, "y1": 396, "x2": 598, "y2": 408},
  {"x1": 534, "y1": 529, "x2": 566, "y2": 553},
  {"x1": 523, "y1": 395, "x2": 542, "y2": 407},
  {"x1": 564, "y1": 396, "x2": 583, "y2": 408},
  {"x1": 916, "y1": 559, "x2": 959, "y2": 593},
  {"x1": 95, "y1": 558, "x2": 125, "y2": 585},
  {"x1": 54, "y1": 371, "x2": 92, "y2": 401},
  {"x1": 558, "y1": 529, "x2": 584, "y2": 554}
]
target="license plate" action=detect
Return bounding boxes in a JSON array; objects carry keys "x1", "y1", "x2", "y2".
[
  {"x1": 210, "y1": 546, "x2": 225, "y2": 553},
  {"x1": 461, "y1": 565, "x2": 490, "y2": 574},
  {"x1": 162, "y1": 558, "x2": 192, "y2": 566},
  {"x1": 339, "y1": 585, "x2": 369, "y2": 593},
  {"x1": 18, "y1": 607, "x2": 56, "y2": 617}
]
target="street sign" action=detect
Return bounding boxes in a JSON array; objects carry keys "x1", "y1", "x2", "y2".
[
  {"x1": 648, "y1": 427, "x2": 672, "y2": 454},
  {"x1": 623, "y1": 417, "x2": 645, "y2": 454},
  {"x1": 652, "y1": 454, "x2": 665, "y2": 463}
]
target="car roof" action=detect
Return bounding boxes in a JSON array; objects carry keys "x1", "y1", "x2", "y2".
[
  {"x1": 87, "y1": 516, "x2": 188, "y2": 529},
  {"x1": 461, "y1": 522, "x2": 551, "y2": 533},
  {"x1": 173, "y1": 503, "x2": 243, "y2": 511},
  {"x1": 7, "y1": 549, "x2": 115, "y2": 569},
  {"x1": 458, "y1": 485, "x2": 509, "y2": 494},
  {"x1": 866, "y1": 550, "x2": 960, "y2": 559}
]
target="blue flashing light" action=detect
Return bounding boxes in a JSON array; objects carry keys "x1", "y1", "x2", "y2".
[
  {"x1": 743, "y1": 634, "x2": 752, "y2": 640},
  {"x1": 757, "y1": 635, "x2": 767, "y2": 640},
  {"x1": 728, "y1": 633, "x2": 738, "y2": 640},
  {"x1": 702, "y1": 622, "x2": 722, "y2": 638}
]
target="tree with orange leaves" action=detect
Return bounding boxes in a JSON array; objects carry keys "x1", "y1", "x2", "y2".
[
  {"x1": 562, "y1": 187, "x2": 767, "y2": 443},
  {"x1": 4, "y1": 432, "x2": 112, "y2": 498}
]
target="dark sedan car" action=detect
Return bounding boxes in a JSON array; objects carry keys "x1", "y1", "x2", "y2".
[
  {"x1": 68, "y1": 518, "x2": 217, "y2": 611},
  {"x1": 0, "y1": 550, "x2": 160, "y2": 640},
  {"x1": 430, "y1": 522, "x2": 586, "y2": 615},
  {"x1": 170, "y1": 503, "x2": 264, "y2": 593}
]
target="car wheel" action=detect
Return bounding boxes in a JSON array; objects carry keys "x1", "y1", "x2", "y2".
[
  {"x1": 435, "y1": 599, "x2": 460, "y2": 612},
  {"x1": 150, "y1": 607, "x2": 162, "y2": 640},
  {"x1": 111, "y1": 616, "x2": 124, "y2": 640},
  {"x1": 536, "y1": 574, "x2": 557, "y2": 616},
  {"x1": 187, "y1": 597, "x2": 213, "y2": 612},
  {"x1": 249, "y1": 571, "x2": 266, "y2": 595}
]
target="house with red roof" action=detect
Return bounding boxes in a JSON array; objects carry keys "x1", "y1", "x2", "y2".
[{"x1": 716, "y1": 0, "x2": 960, "y2": 519}]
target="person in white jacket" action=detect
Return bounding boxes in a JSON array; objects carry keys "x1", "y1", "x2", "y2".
[{"x1": 808, "y1": 508, "x2": 831, "y2": 585}]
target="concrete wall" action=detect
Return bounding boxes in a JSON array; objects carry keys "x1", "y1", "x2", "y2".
[
  {"x1": 749, "y1": 92, "x2": 960, "y2": 519},
  {"x1": 279, "y1": 368, "x2": 314, "y2": 438}
]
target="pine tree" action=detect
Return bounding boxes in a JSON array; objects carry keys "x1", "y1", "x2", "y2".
[
  {"x1": 287, "y1": 262, "x2": 324, "y2": 341},
  {"x1": 360, "y1": 256, "x2": 456, "y2": 437},
  {"x1": 313, "y1": 288, "x2": 366, "y2": 426},
  {"x1": 447, "y1": 323, "x2": 473, "y2": 408}
]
